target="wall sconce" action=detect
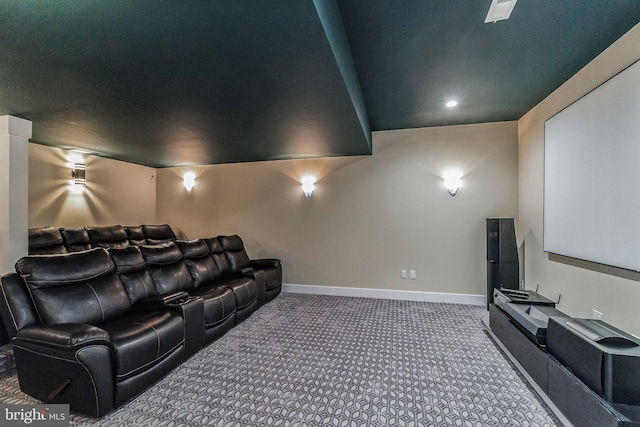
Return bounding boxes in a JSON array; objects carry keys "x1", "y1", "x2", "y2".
[
  {"x1": 183, "y1": 172, "x2": 196, "y2": 192},
  {"x1": 443, "y1": 169, "x2": 463, "y2": 197},
  {"x1": 301, "y1": 175, "x2": 315, "y2": 197},
  {"x1": 72, "y1": 163, "x2": 86, "y2": 185},
  {"x1": 69, "y1": 163, "x2": 86, "y2": 193}
]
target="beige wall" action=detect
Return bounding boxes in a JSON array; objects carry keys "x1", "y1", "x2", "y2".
[
  {"x1": 157, "y1": 121, "x2": 518, "y2": 296},
  {"x1": 29, "y1": 144, "x2": 157, "y2": 228},
  {"x1": 518, "y1": 23, "x2": 640, "y2": 335}
]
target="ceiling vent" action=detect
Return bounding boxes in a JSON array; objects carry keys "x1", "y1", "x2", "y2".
[{"x1": 484, "y1": 0, "x2": 518, "y2": 23}]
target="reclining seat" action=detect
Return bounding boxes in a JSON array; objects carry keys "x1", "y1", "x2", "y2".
[
  {"x1": 6, "y1": 248, "x2": 185, "y2": 417},
  {"x1": 218, "y1": 235, "x2": 282, "y2": 304},
  {"x1": 60, "y1": 227, "x2": 92, "y2": 252},
  {"x1": 86, "y1": 225, "x2": 131, "y2": 249},
  {"x1": 28, "y1": 227, "x2": 67, "y2": 255},
  {"x1": 176, "y1": 239, "x2": 258, "y2": 324},
  {"x1": 141, "y1": 243, "x2": 239, "y2": 344},
  {"x1": 142, "y1": 224, "x2": 177, "y2": 245},
  {"x1": 109, "y1": 246, "x2": 205, "y2": 358}
]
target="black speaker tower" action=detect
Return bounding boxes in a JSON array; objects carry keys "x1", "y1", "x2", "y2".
[{"x1": 486, "y1": 218, "x2": 519, "y2": 308}]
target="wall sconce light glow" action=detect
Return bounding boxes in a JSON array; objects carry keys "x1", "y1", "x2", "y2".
[
  {"x1": 443, "y1": 169, "x2": 463, "y2": 196},
  {"x1": 67, "y1": 150, "x2": 85, "y2": 165},
  {"x1": 446, "y1": 100, "x2": 458, "y2": 108},
  {"x1": 301, "y1": 175, "x2": 316, "y2": 197},
  {"x1": 183, "y1": 172, "x2": 196, "y2": 192},
  {"x1": 68, "y1": 163, "x2": 86, "y2": 193}
]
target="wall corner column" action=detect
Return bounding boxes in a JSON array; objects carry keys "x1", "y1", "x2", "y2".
[{"x1": 0, "y1": 115, "x2": 31, "y2": 272}]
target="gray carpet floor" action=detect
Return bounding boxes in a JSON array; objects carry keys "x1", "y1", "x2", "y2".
[{"x1": 0, "y1": 293, "x2": 561, "y2": 426}]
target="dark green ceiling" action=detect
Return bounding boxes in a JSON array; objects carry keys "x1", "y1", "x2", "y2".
[
  {"x1": 0, "y1": 0, "x2": 638, "y2": 167},
  {"x1": 339, "y1": 0, "x2": 640, "y2": 129}
]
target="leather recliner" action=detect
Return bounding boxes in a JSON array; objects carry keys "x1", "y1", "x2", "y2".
[
  {"x1": 177, "y1": 239, "x2": 260, "y2": 326},
  {"x1": 109, "y1": 245, "x2": 206, "y2": 358},
  {"x1": 218, "y1": 235, "x2": 282, "y2": 304},
  {"x1": 3, "y1": 248, "x2": 185, "y2": 417},
  {"x1": 139, "y1": 242, "x2": 239, "y2": 342},
  {"x1": 7, "y1": 228, "x2": 281, "y2": 417}
]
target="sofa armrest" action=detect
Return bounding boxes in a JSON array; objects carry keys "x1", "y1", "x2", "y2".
[
  {"x1": 15, "y1": 323, "x2": 110, "y2": 350},
  {"x1": 13, "y1": 324, "x2": 116, "y2": 417},
  {"x1": 135, "y1": 291, "x2": 190, "y2": 307},
  {"x1": 220, "y1": 269, "x2": 252, "y2": 281},
  {"x1": 249, "y1": 258, "x2": 281, "y2": 269}
]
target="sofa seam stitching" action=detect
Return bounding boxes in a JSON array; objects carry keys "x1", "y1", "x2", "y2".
[
  {"x1": 85, "y1": 283, "x2": 106, "y2": 323},
  {"x1": 0, "y1": 281, "x2": 19, "y2": 331}
]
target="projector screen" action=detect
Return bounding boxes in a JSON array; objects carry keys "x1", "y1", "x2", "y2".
[{"x1": 544, "y1": 59, "x2": 640, "y2": 272}]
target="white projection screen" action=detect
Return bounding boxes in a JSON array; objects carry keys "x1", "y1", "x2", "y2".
[{"x1": 544, "y1": 59, "x2": 640, "y2": 272}]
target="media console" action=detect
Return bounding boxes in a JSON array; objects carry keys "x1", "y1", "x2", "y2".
[{"x1": 487, "y1": 290, "x2": 640, "y2": 427}]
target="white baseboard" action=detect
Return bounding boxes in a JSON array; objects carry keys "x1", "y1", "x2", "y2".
[{"x1": 282, "y1": 283, "x2": 486, "y2": 306}]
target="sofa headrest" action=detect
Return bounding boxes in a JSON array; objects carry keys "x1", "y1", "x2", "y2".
[
  {"x1": 142, "y1": 224, "x2": 176, "y2": 244},
  {"x1": 15, "y1": 248, "x2": 130, "y2": 325},
  {"x1": 28, "y1": 227, "x2": 67, "y2": 254},
  {"x1": 15, "y1": 248, "x2": 115, "y2": 289},
  {"x1": 124, "y1": 226, "x2": 146, "y2": 245},
  {"x1": 59, "y1": 227, "x2": 91, "y2": 253},
  {"x1": 109, "y1": 246, "x2": 146, "y2": 273},
  {"x1": 204, "y1": 237, "x2": 223, "y2": 254},
  {"x1": 139, "y1": 242, "x2": 183, "y2": 265},
  {"x1": 109, "y1": 246, "x2": 156, "y2": 304},
  {"x1": 218, "y1": 235, "x2": 244, "y2": 252},
  {"x1": 176, "y1": 239, "x2": 210, "y2": 259},
  {"x1": 86, "y1": 225, "x2": 129, "y2": 247}
]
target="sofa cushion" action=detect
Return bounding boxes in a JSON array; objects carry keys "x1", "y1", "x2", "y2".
[
  {"x1": 204, "y1": 237, "x2": 230, "y2": 272},
  {"x1": 220, "y1": 277, "x2": 258, "y2": 310},
  {"x1": 124, "y1": 226, "x2": 146, "y2": 246},
  {"x1": 15, "y1": 248, "x2": 131, "y2": 325},
  {"x1": 28, "y1": 227, "x2": 67, "y2": 255},
  {"x1": 87, "y1": 225, "x2": 130, "y2": 249},
  {"x1": 176, "y1": 239, "x2": 209, "y2": 259},
  {"x1": 188, "y1": 286, "x2": 236, "y2": 328},
  {"x1": 60, "y1": 227, "x2": 91, "y2": 252},
  {"x1": 176, "y1": 239, "x2": 222, "y2": 288},
  {"x1": 109, "y1": 246, "x2": 157, "y2": 303},
  {"x1": 142, "y1": 224, "x2": 176, "y2": 245},
  {"x1": 218, "y1": 235, "x2": 251, "y2": 271},
  {"x1": 139, "y1": 243, "x2": 194, "y2": 295},
  {"x1": 101, "y1": 310, "x2": 184, "y2": 381}
]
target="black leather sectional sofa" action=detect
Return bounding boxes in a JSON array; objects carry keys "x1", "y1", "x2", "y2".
[{"x1": 0, "y1": 226, "x2": 282, "y2": 418}]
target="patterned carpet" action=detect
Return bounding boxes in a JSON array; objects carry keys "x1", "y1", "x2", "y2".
[{"x1": 0, "y1": 293, "x2": 561, "y2": 426}]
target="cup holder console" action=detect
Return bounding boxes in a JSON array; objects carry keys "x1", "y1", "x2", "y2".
[{"x1": 171, "y1": 296, "x2": 202, "y2": 306}]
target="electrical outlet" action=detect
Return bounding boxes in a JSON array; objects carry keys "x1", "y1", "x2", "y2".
[
  {"x1": 592, "y1": 309, "x2": 604, "y2": 320},
  {"x1": 401, "y1": 270, "x2": 407, "y2": 279},
  {"x1": 409, "y1": 270, "x2": 416, "y2": 280}
]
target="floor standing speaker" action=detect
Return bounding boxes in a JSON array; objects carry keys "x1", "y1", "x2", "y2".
[{"x1": 486, "y1": 218, "x2": 519, "y2": 308}]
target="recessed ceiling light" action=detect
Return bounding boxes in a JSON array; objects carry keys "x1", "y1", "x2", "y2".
[{"x1": 446, "y1": 100, "x2": 458, "y2": 108}]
